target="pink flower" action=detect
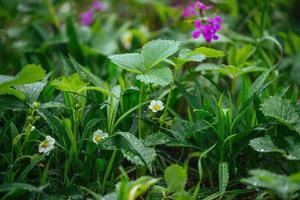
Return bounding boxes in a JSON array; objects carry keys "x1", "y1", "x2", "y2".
[
  {"x1": 80, "y1": 1, "x2": 107, "y2": 26},
  {"x1": 182, "y1": 1, "x2": 212, "y2": 18},
  {"x1": 192, "y1": 16, "x2": 222, "y2": 43},
  {"x1": 80, "y1": 10, "x2": 94, "y2": 26},
  {"x1": 195, "y1": 1, "x2": 212, "y2": 11},
  {"x1": 182, "y1": 3, "x2": 197, "y2": 18}
]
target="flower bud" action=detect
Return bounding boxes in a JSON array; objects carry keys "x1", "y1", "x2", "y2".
[
  {"x1": 32, "y1": 101, "x2": 40, "y2": 110},
  {"x1": 27, "y1": 116, "x2": 34, "y2": 122}
]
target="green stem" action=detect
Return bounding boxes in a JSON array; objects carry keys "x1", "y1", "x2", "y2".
[
  {"x1": 102, "y1": 150, "x2": 117, "y2": 192},
  {"x1": 220, "y1": 144, "x2": 224, "y2": 162},
  {"x1": 138, "y1": 83, "x2": 145, "y2": 139},
  {"x1": 18, "y1": 109, "x2": 37, "y2": 156},
  {"x1": 108, "y1": 95, "x2": 115, "y2": 134},
  {"x1": 160, "y1": 69, "x2": 178, "y2": 127},
  {"x1": 231, "y1": 77, "x2": 237, "y2": 96}
]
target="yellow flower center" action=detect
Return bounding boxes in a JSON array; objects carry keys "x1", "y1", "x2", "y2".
[
  {"x1": 125, "y1": 35, "x2": 132, "y2": 43},
  {"x1": 153, "y1": 104, "x2": 161, "y2": 111},
  {"x1": 95, "y1": 134, "x2": 102, "y2": 143},
  {"x1": 41, "y1": 140, "x2": 49, "y2": 148}
]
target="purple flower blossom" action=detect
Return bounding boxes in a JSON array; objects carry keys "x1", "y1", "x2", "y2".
[
  {"x1": 192, "y1": 20, "x2": 203, "y2": 38},
  {"x1": 91, "y1": 0, "x2": 105, "y2": 11},
  {"x1": 182, "y1": 3, "x2": 197, "y2": 18},
  {"x1": 182, "y1": 1, "x2": 212, "y2": 18},
  {"x1": 80, "y1": 10, "x2": 94, "y2": 26},
  {"x1": 79, "y1": 1, "x2": 106, "y2": 26},
  {"x1": 195, "y1": 1, "x2": 212, "y2": 11},
  {"x1": 192, "y1": 16, "x2": 222, "y2": 43}
]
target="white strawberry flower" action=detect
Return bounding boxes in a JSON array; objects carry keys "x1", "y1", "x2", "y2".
[
  {"x1": 149, "y1": 100, "x2": 164, "y2": 113},
  {"x1": 121, "y1": 31, "x2": 133, "y2": 50},
  {"x1": 93, "y1": 129, "x2": 108, "y2": 144},
  {"x1": 39, "y1": 135, "x2": 55, "y2": 154}
]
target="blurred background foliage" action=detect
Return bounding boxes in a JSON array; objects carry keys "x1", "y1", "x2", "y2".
[
  {"x1": 0, "y1": 0, "x2": 300, "y2": 199},
  {"x1": 0, "y1": 0, "x2": 299, "y2": 88}
]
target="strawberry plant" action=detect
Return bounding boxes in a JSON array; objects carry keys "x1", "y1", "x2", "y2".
[{"x1": 0, "y1": 0, "x2": 300, "y2": 199}]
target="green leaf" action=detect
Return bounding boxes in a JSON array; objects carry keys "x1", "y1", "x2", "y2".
[
  {"x1": 0, "y1": 64, "x2": 46, "y2": 100},
  {"x1": 195, "y1": 63, "x2": 219, "y2": 71},
  {"x1": 193, "y1": 47, "x2": 224, "y2": 58},
  {"x1": 259, "y1": 35, "x2": 283, "y2": 64},
  {"x1": 250, "y1": 135, "x2": 285, "y2": 154},
  {"x1": 16, "y1": 81, "x2": 47, "y2": 103},
  {"x1": 101, "y1": 132, "x2": 156, "y2": 173},
  {"x1": 18, "y1": 155, "x2": 45, "y2": 181},
  {"x1": 13, "y1": 64, "x2": 46, "y2": 85},
  {"x1": 284, "y1": 136, "x2": 300, "y2": 160},
  {"x1": 242, "y1": 169, "x2": 300, "y2": 199},
  {"x1": 109, "y1": 53, "x2": 144, "y2": 73},
  {"x1": 171, "y1": 118, "x2": 210, "y2": 139},
  {"x1": 260, "y1": 96, "x2": 299, "y2": 126},
  {"x1": 0, "y1": 64, "x2": 46, "y2": 89},
  {"x1": 66, "y1": 17, "x2": 84, "y2": 61},
  {"x1": 0, "y1": 87, "x2": 26, "y2": 100},
  {"x1": 234, "y1": 44, "x2": 256, "y2": 66},
  {"x1": 218, "y1": 162, "x2": 229, "y2": 198},
  {"x1": 164, "y1": 164, "x2": 187, "y2": 193},
  {"x1": 136, "y1": 66, "x2": 172, "y2": 86},
  {"x1": 107, "y1": 85, "x2": 121, "y2": 133},
  {"x1": 114, "y1": 176, "x2": 159, "y2": 200},
  {"x1": 248, "y1": 67, "x2": 273, "y2": 98},
  {"x1": 0, "y1": 75, "x2": 14, "y2": 84},
  {"x1": 119, "y1": 176, "x2": 160, "y2": 200},
  {"x1": 108, "y1": 39, "x2": 179, "y2": 80},
  {"x1": 198, "y1": 144, "x2": 217, "y2": 185},
  {"x1": 37, "y1": 108, "x2": 66, "y2": 138},
  {"x1": 69, "y1": 56, "x2": 103, "y2": 86},
  {"x1": 141, "y1": 39, "x2": 180, "y2": 69},
  {"x1": 177, "y1": 49, "x2": 206, "y2": 64},
  {"x1": 175, "y1": 192, "x2": 193, "y2": 200},
  {"x1": 250, "y1": 135, "x2": 300, "y2": 160},
  {"x1": 113, "y1": 100, "x2": 151, "y2": 132},
  {"x1": 0, "y1": 96, "x2": 25, "y2": 112},
  {"x1": 0, "y1": 183, "x2": 47, "y2": 193},
  {"x1": 122, "y1": 150, "x2": 145, "y2": 167},
  {"x1": 143, "y1": 132, "x2": 199, "y2": 149},
  {"x1": 144, "y1": 132, "x2": 174, "y2": 146},
  {"x1": 51, "y1": 73, "x2": 89, "y2": 93},
  {"x1": 195, "y1": 64, "x2": 265, "y2": 79},
  {"x1": 102, "y1": 192, "x2": 117, "y2": 200},
  {"x1": 41, "y1": 101, "x2": 67, "y2": 109},
  {"x1": 77, "y1": 86, "x2": 114, "y2": 97},
  {"x1": 119, "y1": 132, "x2": 156, "y2": 173}
]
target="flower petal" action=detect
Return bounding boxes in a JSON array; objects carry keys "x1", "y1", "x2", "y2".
[{"x1": 192, "y1": 30, "x2": 201, "y2": 39}]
